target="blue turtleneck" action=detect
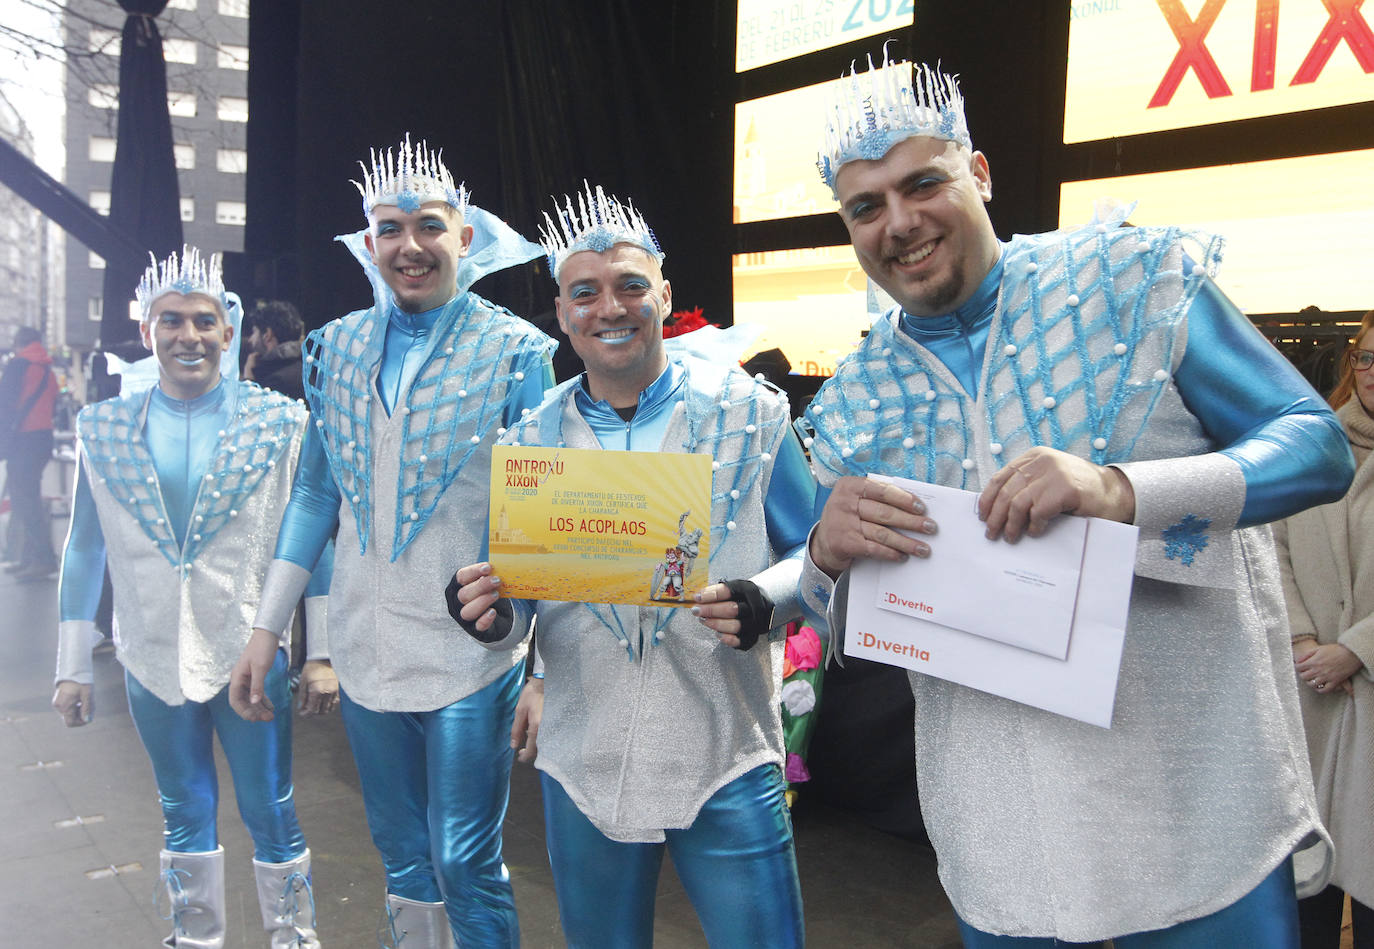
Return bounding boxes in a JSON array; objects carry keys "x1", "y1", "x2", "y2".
[
  {"x1": 376, "y1": 302, "x2": 445, "y2": 415},
  {"x1": 145, "y1": 381, "x2": 233, "y2": 547},
  {"x1": 897, "y1": 248, "x2": 1003, "y2": 397}
]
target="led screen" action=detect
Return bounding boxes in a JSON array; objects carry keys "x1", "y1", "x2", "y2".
[
  {"x1": 735, "y1": 79, "x2": 844, "y2": 224},
  {"x1": 1065, "y1": 0, "x2": 1374, "y2": 143},
  {"x1": 733, "y1": 244, "x2": 895, "y2": 377},
  {"x1": 736, "y1": 0, "x2": 913, "y2": 73},
  {"x1": 1059, "y1": 148, "x2": 1374, "y2": 313}
]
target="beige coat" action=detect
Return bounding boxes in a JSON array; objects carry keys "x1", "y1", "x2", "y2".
[{"x1": 1275, "y1": 397, "x2": 1374, "y2": 907}]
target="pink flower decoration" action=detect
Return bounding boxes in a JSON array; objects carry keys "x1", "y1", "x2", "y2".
[
  {"x1": 785, "y1": 753, "x2": 811, "y2": 783},
  {"x1": 785, "y1": 626, "x2": 822, "y2": 671}
]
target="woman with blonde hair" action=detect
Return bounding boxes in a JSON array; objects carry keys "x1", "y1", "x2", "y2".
[{"x1": 1276, "y1": 308, "x2": 1374, "y2": 948}]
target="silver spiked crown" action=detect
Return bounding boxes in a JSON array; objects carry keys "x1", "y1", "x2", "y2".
[
  {"x1": 352, "y1": 133, "x2": 469, "y2": 217},
  {"x1": 538, "y1": 182, "x2": 664, "y2": 281},
  {"x1": 817, "y1": 55, "x2": 971, "y2": 197},
  {"x1": 134, "y1": 245, "x2": 227, "y2": 321}
]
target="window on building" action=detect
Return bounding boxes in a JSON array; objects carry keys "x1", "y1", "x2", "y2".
[
  {"x1": 89, "y1": 251, "x2": 106, "y2": 270},
  {"x1": 89, "y1": 191, "x2": 111, "y2": 216},
  {"x1": 215, "y1": 201, "x2": 247, "y2": 226},
  {"x1": 163, "y1": 38, "x2": 198, "y2": 65},
  {"x1": 174, "y1": 143, "x2": 196, "y2": 170},
  {"x1": 216, "y1": 148, "x2": 247, "y2": 174},
  {"x1": 88, "y1": 297, "x2": 103, "y2": 322},
  {"x1": 88, "y1": 137, "x2": 117, "y2": 162},
  {"x1": 217, "y1": 96, "x2": 248, "y2": 122},
  {"x1": 218, "y1": 0, "x2": 249, "y2": 17},
  {"x1": 217, "y1": 44, "x2": 248, "y2": 70},
  {"x1": 88, "y1": 84, "x2": 119, "y2": 110},
  {"x1": 181, "y1": 198, "x2": 195, "y2": 222},
  {"x1": 89, "y1": 29, "x2": 120, "y2": 56},
  {"x1": 167, "y1": 91, "x2": 197, "y2": 117}
]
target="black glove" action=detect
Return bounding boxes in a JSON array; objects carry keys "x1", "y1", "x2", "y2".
[
  {"x1": 444, "y1": 574, "x2": 515, "y2": 644},
  {"x1": 720, "y1": 579, "x2": 776, "y2": 652}
]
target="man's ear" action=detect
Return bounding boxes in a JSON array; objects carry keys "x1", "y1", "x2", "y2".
[
  {"x1": 554, "y1": 297, "x2": 570, "y2": 335},
  {"x1": 971, "y1": 150, "x2": 992, "y2": 203},
  {"x1": 660, "y1": 279, "x2": 672, "y2": 320},
  {"x1": 458, "y1": 223, "x2": 475, "y2": 257},
  {"x1": 139, "y1": 319, "x2": 154, "y2": 352},
  {"x1": 364, "y1": 231, "x2": 377, "y2": 261}
]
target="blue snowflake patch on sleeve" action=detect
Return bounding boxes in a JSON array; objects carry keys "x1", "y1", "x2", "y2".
[{"x1": 1161, "y1": 513, "x2": 1212, "y2": 566}]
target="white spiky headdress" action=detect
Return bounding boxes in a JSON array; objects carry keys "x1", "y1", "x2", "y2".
[
  {"x1": 817, "y1": 55, "x2": 971, "y2": 197},
  {"x1": 134, "y1": 245, "x2": 228, "y2": 321},
  {"x1": 352, "y1": 133, "x2": 469, "y2": 217},
  {"x1": 538, "y1": 182, "x2": 664, "y2": 281}
]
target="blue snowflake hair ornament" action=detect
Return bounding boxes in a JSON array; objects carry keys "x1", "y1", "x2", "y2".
[
  {"x1": 817, "y1": 53, "x2": 972, "y2": 198},
  {"x1": 538, "y1": 181, "x2": 664, "y2": 282},
  {"x1": 352, "y1": 133, "x2": 469, "y2": 218},
  {"x1": 134, "y1": 244, "x2": 229, "y2": 322}
]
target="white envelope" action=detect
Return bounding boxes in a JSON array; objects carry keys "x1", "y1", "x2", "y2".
[
  {"x1": 875, "y1": 480, "x2": 1086, "y2": 659},
  {"x1": 846, "y1": 480, "x2": 1138, "y2": 728}
]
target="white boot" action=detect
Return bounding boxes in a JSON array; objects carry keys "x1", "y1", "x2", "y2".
[
  {"x1": 253, "y1": 849, "x2": 321, "y2": 948},
  {"x1": 383, "y1": 894, "x2": 453, "y2": 949},
  {"x1": 158, "y1": 847, "x2": 227, "y2": 948}
]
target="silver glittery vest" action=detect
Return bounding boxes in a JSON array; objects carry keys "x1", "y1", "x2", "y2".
[
  {"x1": 306, "y1": 296, "x2": 554, "y2": 711},
  {"x1": 77, "y1": 383, "x2": 306, "y2": 704}
]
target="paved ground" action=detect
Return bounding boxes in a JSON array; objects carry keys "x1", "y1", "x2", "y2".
[{"x1": 0, "y1": 516, "x2": 962, "y2": 948}]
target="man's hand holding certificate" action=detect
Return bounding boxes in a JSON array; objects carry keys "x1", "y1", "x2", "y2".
[
  {"x1": 847, "y1": 474, "x2": 1138, "y2": 727},
  {"x1": 488, "y1": 445, "x2": 712, "y2": 607}
]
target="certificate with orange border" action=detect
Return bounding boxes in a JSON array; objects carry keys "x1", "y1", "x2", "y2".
[{"x1": 488, "y1": 445, "x2": 712, "y2": 607}]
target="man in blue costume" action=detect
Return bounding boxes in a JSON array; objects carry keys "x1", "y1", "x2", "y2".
[
  {"x1": 800, "y1": 58, "x2": 1356, "y2": 947},
  {"x1": 53, "y1": 247, "x2": 333, "y2": 949},
  {"x1": 230, "y1": 136, "x2": 554, "y2": 949},
  {"x1": 447, "y1": 184, "x2": 815, "y2": 948}
]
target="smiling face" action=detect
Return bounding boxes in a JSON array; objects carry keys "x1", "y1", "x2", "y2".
[
  {"x1": 555, "y1": 244, "x2": 671, "y2": 407},
  {"x1": 141, "y1": 292, "x2": 232, "y2": 399},
  {"x1": 364, "y1": 200, "x2": 474, "y2": 313},
  {"x1": 834, "y1": 135, "x2": 1000, "y2": 318}
]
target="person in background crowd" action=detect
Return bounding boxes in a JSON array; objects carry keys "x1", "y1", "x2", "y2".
[
  {"x1": 1, "y1": 325, "x2": 60, "y2": 581},
  {"x1": 243, "y1": 301, "x2": 307, "y2": 402},
  {"x1": 1276, "y1": 308, "x2": 1374, "y2": 949}
]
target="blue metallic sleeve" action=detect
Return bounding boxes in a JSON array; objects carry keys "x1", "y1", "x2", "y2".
[
  {"x1": 303, "y1": 537, "x2": 335, "y2": 598},
  {"x1": 58, "y1": 455, "x2": 108, "y2": 622},
  {"x1": 1173, "y1": 279, "x2": 1354, "y2": 526},
  {"x1": 272, "y1": 425, "x2": 342, "y2": 570},
  {"x1": 763, "y1": 428, "x2": 819, "y2": 559}
]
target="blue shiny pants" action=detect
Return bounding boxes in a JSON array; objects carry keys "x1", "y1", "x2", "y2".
[
  {"x1": 541, "y1": 763, "x2": 804, "y2": 948},
  {"x1": 125, "y1": 649, "x2": 305, "y2": 862},
  {"x1": 339, "y1": 665, "x2": 522, "y2": 947},
  {"x1": 956, "y1": 857, "x2": 1300, "y2": 948}
]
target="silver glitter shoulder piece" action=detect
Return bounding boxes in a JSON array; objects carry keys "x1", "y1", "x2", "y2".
[
  {"x1": 352, "y1": 132, "x2": 469, "y2": 217},
  {"x1": 817, "y1": 54, "x2": 971, "y2": 197},
  {"x1": 538, "y1": 181, "x2": 663, "y2": 281},
  {"x1": 135, "y1": 245, "x2": 228, "y2": 321}
]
